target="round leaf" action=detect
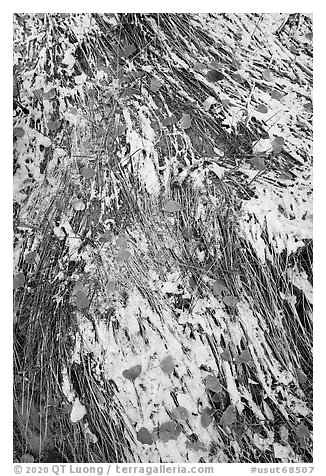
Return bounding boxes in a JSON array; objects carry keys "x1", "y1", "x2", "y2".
[
  {"x1": 180, "y1": 114, "x2": 192, "y2": 130},
  {"x1": 25, "y1": 251, "x2": 37, "y2": 264},
  {"x1": 116, "y1": 236, "x2": 128, "y2": 249},
  {"x1": 223, "y1": 295, "x2": 240, "y2": 307},
  {"x1": 172, "y1": 406, "x2": 189, "y2": 421},
  {"x1": 270, "y1": 89, "x2": 283, "y2": 100},
  {"x1": 47, "y1": 120, "x2": 61, "y2": 131},
  {"x1": 159, "y1": 421, "x2": 181, "y2": 442},
  {"x1": 150, "y1": 78, "x2": 163, "y2": 92},
  {"x1": 13, "y1": 127, "x2": 25, "y2": 138},
  {"x1": 272, "y1": 136, "x2": 285, "y2": 154},
  {"x1": 255, "y1": 104, "x2": 268, "y2": 114},
  {"x1": 160, "y1": 355, "x2": 174, "y2": 375},
  {"x1": 205, "y1": 375, "x2": 222, "y2": 393},
  {"x1": 162, "y1": 200, "x2": 182, "y2": 213},
  {"x1": 80, "y1": 167, "x2": 95, "y2": 179},
  {"x1": 21, "y1": 454, "x2": 34, "y2": 463},
  {"x1": 237, "y1": 350, "x2": 252, "y2": 364},
  {"x1": 137, "y1": 427, "x2": 153, "y2": 445},
  {"x1": 116, "y1": 249, "x2": 131, "y2": 262},
  {"x1": 74, "y1": 290, "x2": 90, "y2": 309},
  {"x1": 122, "y1": 44, "x2": 136, "y2": 58},
  {"x1": 71, "y1": 199, "x2": 85, "y2": 211},
  {"x1": 262, "y1": 69, "x2": 273, "y2": 82},
  {"x1": 296, "y1": 423, "x2": 310, "y2": 440},
  {"x1": 250, "y1": 156, "x2": 265, "y2": 170},
  {"x1": 212, "y1": 279, "x2": 227, "y2": 295},
  {"x1": 122, "y1": 364, "x2": 141, "y2": 381}
]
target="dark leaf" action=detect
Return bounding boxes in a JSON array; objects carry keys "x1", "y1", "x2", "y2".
[
  {"x1": 296, "y1": 369, "x2": 308, "y2": 384},
  {"x1": 122, "y1": 364, "x2": 141, "y2": 381},
  {"x1": 272, "y1": 136, "x2": 285, "y2": 153},
  {"x1": 137, "y1": 427, "x2": 153, "y2": 445},
  {"x1": 122, "y1": 44, "x2": 136, "y2": 58},
  {"x1": 206, "y1": 69, "x2": 224, "y2": 82},
  {"x1": 99, "y1": 230, "x2": 114, "y2": 243},
  {"x1": 270, "y1": 89, "x2": 284, "y2": 100},
  {"x1": 47, "y1": 120, "x2": 61, "y2": 131},
  {"x1": 150, "y1": 78, "x2": 163, "y2": 92},
  {"x1": 262, "y1": 69, "x2": 273, "y2": 82},
  {"x1": 250, "y1": 156, "x2": 265, "y2": 170},
  {"x1": 237, "y1": 350, "x2": 252, "y2": 364},
  {"x1": 25, "y1": 251, "x2": 37, "y2": 264},
  {"x1": 296, "y1": 423, "x2": 310, "y2": 440}
]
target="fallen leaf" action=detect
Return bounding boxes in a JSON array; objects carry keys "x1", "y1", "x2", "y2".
[
  {"x1": 272, "y1": 136, "x2": 285, "y2": 154},
  {"x1": 74, "y1": 290, "x2": 90, "y2": 309},
  {"x1": 255, "y1": 104, "x2": 268, "y2": 114},
  {"x1": 270, "y1": 89, "x2": 284, "y2": 100},
  {"x1": 203, "y1": 96, "x2": 217, "y2": 111},
  {"x1": 201, "y1": 407, "x2": 213, "y2": 428},
  {"x1": 206, "y1": 69, "x2": 224, "y2": 82},
  {"x1": 116, "y1": 249, "x2": 131, "y2": 262},
  {"x1": 137, "y1": 427, "x2": 153, "y2": 445},
  {"x1": 182, "y1": 227, "x2": 193, "y2": 240},
  {"x1": 25, "y1": 251, "x2": 37, "y2": 264},
  {"x1": 250, "y1": 156, "x2": 265, "y2": 170},
  {"x1": 13, "y1": 127, "x2": 25, "y2": 138},
  {"x1": 80, "y1": 167, "x2": 95, "y2": 179},
  {"x1": 160, "y1": 355, "x2": 174, "y2": 375},
  {"x1": 296, "y1": 369, "x2": 308, "y2": 384},
  {"x1": 13, "y1": 273, "x2": 25, "y2": 289},
  {"x1": 70, "y1": 397, "x2": 87, "y2": 423},
  {"x1": 116, "y1": 236, "x2": 128, "y2": 249},
  {"x1": 172, "y1": 406, "x2": 189, "y2": 421},
  {"x1": 262, "y1": 69, "x2": 273, "y2": 82},
  {"x1": 296, "y1": 423, "x2": 310, "y2": 440},
  {"x1": 159, "y1": 421, "x2": 181, "y2": 442},
  {"x1": 304, "y1": 102, "x2": 313, "y2": 112},
  {"x1": 223, "y1": 295, "x2": 240, "y2": 307},
  {"x1": 122, "y1": 44, "x2": 136, "y2": 58},
  {"x1": 212, "y1": 279, "x2": 227, "y2": 295},
  {"x1": 162, "y1": 200, "x2": 182, "y2": 213},
  {"x1": 150, "y1": 78, "x2": 163, "y2": 92},
  {"x1": 47, "y1": 120, "x2": 61, "y2": 131},
  {"x1": 99, "y1": 230, "x2": 114, "y2": 243},
  {"x1": 20, "y1": 454, "x2": 34, "y2": 463},
  {"x1": 205, "y1": 375, "x2": 222, "y2": 393},
  {"x1": 122, "y1": 364, "x2": 141, "y2": 381},
  {"x1": 180, "y1": 114, "x2": 192, "y2": 130},
  {"x1": 221, "y1": 350, "x2": 232, "y2": 362},
  {"x1": 162, "y1": 116, "x2": 178, "y2": 126},
  {"x1": 273, "y1": 442, "x2": 291, "y2": 459},
  {"x1": 106, "y1": 281, "x2": 116, "y2": 293},
  {"x1": 220, "y1": 405, "x2": 236, "y2": 426},
  {"x1": 71, "y1": 198, "x2": 85, "y2": 211},
  {"x1": 237, "y1": 350, "x2": 252, "y2": 364}
]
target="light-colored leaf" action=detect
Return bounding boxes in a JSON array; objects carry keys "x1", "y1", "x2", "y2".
[
  {"x1": 205, "y1": 375, "x2": 222, "y2": 393},
  {"x1": 99, "y1": 230, "x2": 114, "y2": 243},
  {"x1": 116, "y1": 249, "x2": 131, "y2": 262},
  {"x1": 203, "y1": 96, "x2": 217, "y2": 111},
  {"x1": 273, "y1": 442, "x2": 291, "y2": 459},
  {"x1": 253, "y1": 138, "x2": 272, "y2": 155},
  {"x1": 262, "y1": 69, "x2": 273, "y2": 82},
  {"x1": 180, "y1": 114, "x2": 192, "y2": 130},
  {"x1": 223, "y1": 295, "x2": 240, "y2": 307},
  {"x1": 150, "y1": 78, "x2": 163, "y2": 92},
  {"x1": 220, "y1": 405, "x2": 236, "y2": 426},
  {"x1": 160, "y1": 355, "x2": 174, "y2": 375},
  {"x1": 201, "y1": 407, "x2": 213, "y2": 428},
  {"x1": 193, "y1": 62, "x2": 206, "y2": 72},
  {"x1": 70, "y1": 397, "x2": 87, "y2": 423},
  {"x1": 80, "y1": 167, "x2": 95, "y2": 179},
  {"x1": 162, "y1": 200, "x2": 182, "y2": 213},
  {"x1": 172, "y1": 406, "x2": 189, "y2": 421},
  {"x1": 137, "y1": 427, "x2": 153, "y2": 445},
  {"x1": 122, "y1": 364, "x2": 142, "y2": 381},
  {"x1": 71, "y1": 198, "x2": 85, "y2": 211}
]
